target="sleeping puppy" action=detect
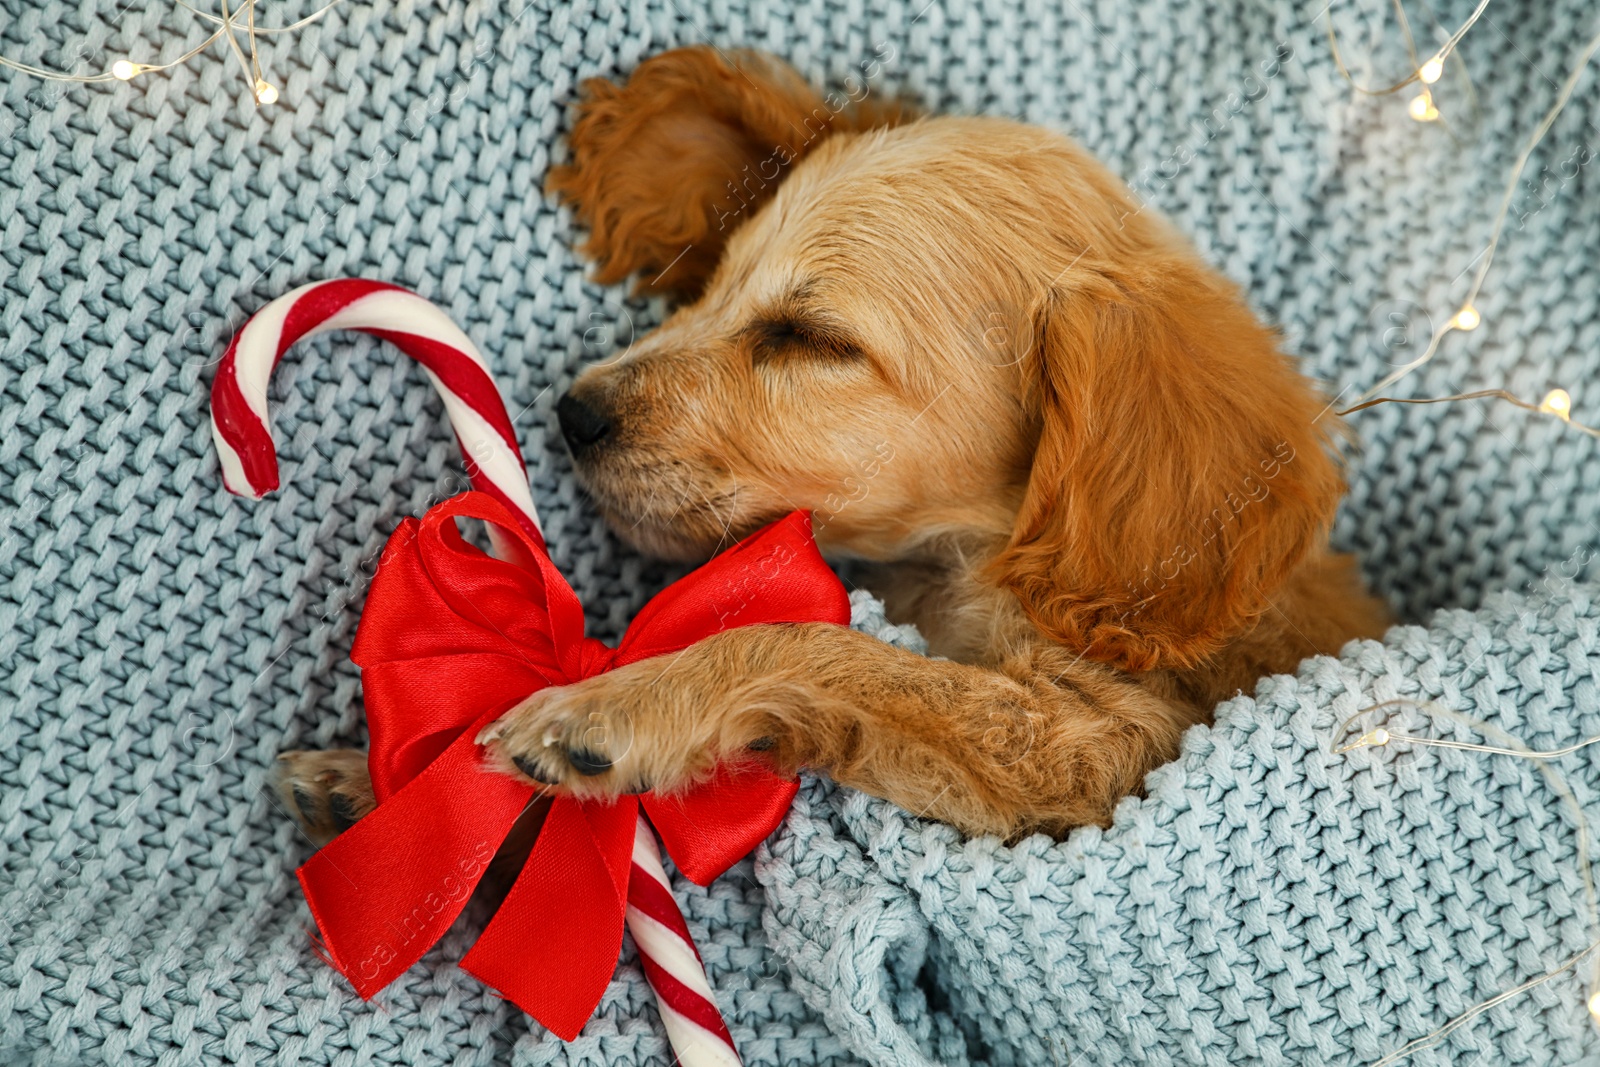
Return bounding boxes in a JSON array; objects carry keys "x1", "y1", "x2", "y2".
[{"x1": 282, "y1": 47, "x2": 1390, "y2": 843}]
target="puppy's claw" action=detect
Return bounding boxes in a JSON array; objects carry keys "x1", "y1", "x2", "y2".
[
  {"x1": 512, "y1": 755, "x2": 559, "y2": 784},
  {"x1": 328, "y1": 793, "x2": 359, "y2": 833},
  {"x1": 291, "y1": 786, "x2": 320, "y2": 824},
  {"x1": 567, "y1": 748, "x2": 613, "y2": 776}
]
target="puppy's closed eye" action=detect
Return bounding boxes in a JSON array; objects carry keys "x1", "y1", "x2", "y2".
[{"x1": 746, "y1": 317, "x2": 867, "y2": 368}]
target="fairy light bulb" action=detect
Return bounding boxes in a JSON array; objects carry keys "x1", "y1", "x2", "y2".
[
  {"x1": 1409, "y1": 90, "x2": 1440, "y2": 122},
  {"x1": 1540, "y1": 388, "x2": 1573, "y2": 421},
  {"x1": 1451, "y1": 305, "x2": 1481, "y2": 330},
  {"x1": 111, "y1": 60, "x2": 142, "y2": 80},
  {"x1": 253, "y1": 79, "x2": 279, "y2": 105},
  {"x1": 1419, "y1": 55, "x2": 1445, "y2": 84},
  {"x1": 1336, "y1": 726, "x2": 1394, "y2": 753},
  {"x1": 1588, "y1": 990, "x2": 1600, "y2": 1022}
]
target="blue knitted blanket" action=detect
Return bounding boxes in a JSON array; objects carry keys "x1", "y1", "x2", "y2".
[{"x1": 2, "y1": 0, "x2": 1598, "y2": 1064}]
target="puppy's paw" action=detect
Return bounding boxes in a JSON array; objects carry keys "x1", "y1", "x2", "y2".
[
  {"x1": 477, "y1": 660, "x2": 769, "y2": 798},
  {"x1": 477, "y1": 673, "x2": 656, "y2": 796},
  {"x1": 276, "y1": 749, "x2": 375, "y2": 847}
]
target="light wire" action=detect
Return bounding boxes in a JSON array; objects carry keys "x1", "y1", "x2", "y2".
[{"x1": 1334, "y1": 698, "x2": 1600, "y2": 1064}]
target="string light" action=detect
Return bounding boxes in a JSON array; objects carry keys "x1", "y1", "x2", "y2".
[
  {"x1": 1339, "y1": 388, "x2": 1600, "y2": 438},
  {"x1": 1337, "y1": 702, "x2": 1600, "y2": 758},
  {"x1": 1326, "y1": 0, "x2": 1492, "y2": 98},
  {"x1": 1330, "y1": 8, "x2": 1600, "y2": 442},
  {"x1": 0, "y1": 0, "x2": 345, "y2": 104},
  {"x1": 1329, "y1": 11, "x2": 1600, "y2": 1039},
  {"x1": 1542, "y1": 388, "x2": 1573, "y2": 420},
  {"x1": 1407, "y1": 89, "x2": 1440, "y2": 121},
  {"x1": 1333, "y1": 698, "x2": 1600, "y2": 1061}
]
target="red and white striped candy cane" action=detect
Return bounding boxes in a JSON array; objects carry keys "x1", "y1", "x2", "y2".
[
  {"x1": 208, "y1": 278, "x2": 744, "y2": 1067},
  {"x1": 210, "y1": 278, "x2": 541, "y2": 553},
  {"x1": 628, "y1": 821, "x2": 743, "y2": 1067}
]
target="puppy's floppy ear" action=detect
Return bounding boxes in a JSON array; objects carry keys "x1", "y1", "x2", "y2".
[
  {"x1": 549, "y1": 46, "x2": 908, "y2": 302},
  {"x1": 990, "y1": 253, "x2": 1345, "y2": 672}
]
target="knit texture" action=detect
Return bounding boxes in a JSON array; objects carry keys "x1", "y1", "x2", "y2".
[
  {"x1": 773, "y1": 588, "x2": 1600, "y2": 1067},
  {"x1": 1, "y1": 0, "x2": 1597, "y2": 1064}
]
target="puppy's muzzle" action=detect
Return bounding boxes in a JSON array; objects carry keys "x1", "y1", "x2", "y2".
[{"x1": 556, "y1": 391, "x2": 614, "y2": 456}]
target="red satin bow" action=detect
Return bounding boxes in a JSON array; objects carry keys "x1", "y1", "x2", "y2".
[{"x1": 297, "y1": 492, "x2": 849, "y2": 1038}]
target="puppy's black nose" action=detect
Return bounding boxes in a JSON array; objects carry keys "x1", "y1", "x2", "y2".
[{"x1": 556, "y1": 391, "x2": 612, "y2": 453}]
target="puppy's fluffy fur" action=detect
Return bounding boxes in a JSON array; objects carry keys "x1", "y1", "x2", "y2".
[{"x1": 283, "y1": 47, "x2": 1389, "y2": 844}]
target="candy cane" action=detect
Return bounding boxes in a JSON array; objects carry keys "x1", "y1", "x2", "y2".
[
  {"x1": 628, "y1": 822, "x2": 742, "y2": 1067},
  {"x1": 209, "y1": 278, "x2": 743, "y2": 1067},
  {"x1": 210, "y1": 278, "x2": 541, "y2": 547}
]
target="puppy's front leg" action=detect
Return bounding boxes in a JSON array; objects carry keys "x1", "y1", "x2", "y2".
[{"x1": 478, "y1": 624, "x2": 1196, "y2": 839}]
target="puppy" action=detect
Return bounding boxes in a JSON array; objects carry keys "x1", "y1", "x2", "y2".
[{"x1": 283, "y1": 47, "x2": 1389, "y2": 844}]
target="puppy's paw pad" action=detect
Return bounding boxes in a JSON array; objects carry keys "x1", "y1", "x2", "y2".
[{"x1": 276, "y1": 750, "x2": 375, "y2": 847}]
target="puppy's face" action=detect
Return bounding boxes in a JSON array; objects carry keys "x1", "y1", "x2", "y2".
[
  {"x1": 561, "y1": 120, "x2": 1064, "y2": 562},
  {"x1": 553, "y1": 51, "x2": 1345, "y2": 672}
]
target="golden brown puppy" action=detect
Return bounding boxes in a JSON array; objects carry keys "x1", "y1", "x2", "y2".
[{"x1": 282, "y1": 46, "x2": 1389, "y2": 844}]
